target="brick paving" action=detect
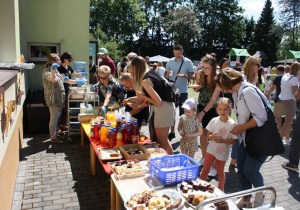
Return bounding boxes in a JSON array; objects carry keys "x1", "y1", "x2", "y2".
[{"x1": 12, "y1": 111, "x2": 300, "y2": 209}]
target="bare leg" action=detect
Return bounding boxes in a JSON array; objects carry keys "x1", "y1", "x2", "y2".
[
  {"x1": 156, "y1": 127, "x2": 173, "y2": 154},
  {"x1": 188, "y1": 151, "x2": 195, "y2": 159},
  {"x1": 281, "y1": 120, "x2": 292, "y2": 139},
  {"x1": 275, "y1": 116, "x2": 282, "y2": 133},
  {"x1": 200, "y1": 128, "x2": 208, "y2": 157}
]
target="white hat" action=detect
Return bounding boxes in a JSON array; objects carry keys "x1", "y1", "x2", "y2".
[{"x1": 182, "y1": 98, "x2": 197, "y2": 110}]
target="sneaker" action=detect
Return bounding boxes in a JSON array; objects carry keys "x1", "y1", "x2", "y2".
[
  {"x1": 282, "y1": 138, "x2": 291, "y2": 146},
  {"x1": 50, "y1": 138, "x2": 63, "y2": 144},
  {"x1": 61, "y1": 125, "x2": 69, "y2": 131},
  {"x1": 199, "y1": 157, "x2": 205, "y2": 165},
  {"x1": 168, "y1": 132, "x2": 175, "y2": 140},
  {"x1": 253, "y1": 191, "x2": 266, "y2": 208},
  {"x1": 236, "y1": 197, "x2": 253, "y2": 209},
  {"x1": 282, "y1": 162, "x2": 299, "y2": 172},
  {"x1": 208, "y1": 168, "x2": 217, "y2": 177}
]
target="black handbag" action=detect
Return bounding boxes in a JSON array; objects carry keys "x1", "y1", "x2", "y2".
[{"x1": 244, "y1": 86, "x2": 284, "y2": 158}]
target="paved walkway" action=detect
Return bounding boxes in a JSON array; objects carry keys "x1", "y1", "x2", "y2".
[{"x1": 12, "y1": 114, "x2": 300, "y2": 209}]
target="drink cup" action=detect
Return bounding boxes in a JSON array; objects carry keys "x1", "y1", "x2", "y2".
[
  {"x1": 139, "y1": 132, "x2": 145, "y2": 142},
  {"x1": 169, "y1": 71, "x2": 173, "y2": 76}
]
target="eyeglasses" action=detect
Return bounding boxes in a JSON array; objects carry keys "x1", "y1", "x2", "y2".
[
  {"x1": 99, "y1": 76, "x2": 108, "y2": 80},
  {"x1": 255, "y1": 64, "x2": 261, "y2": 68}
]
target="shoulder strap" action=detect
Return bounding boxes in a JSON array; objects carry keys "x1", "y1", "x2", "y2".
[{"x1": 174, "y1": 59, "x2": 184, "y2": 83}]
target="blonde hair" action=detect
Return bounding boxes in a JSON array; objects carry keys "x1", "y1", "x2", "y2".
[
  {"x1": 216, "y1": 97, "x2": 232, "y2": 109},
  {"x1": 158, "y1": 61, "x2": 163, "y2": 67},
  {"x1": 45, "y1": 53, "x2": 58, "y2": 67},
  {"x1": 290, "y1": 62, "x2": 300, "y2": 77},
  {"x1": 131, "y1": 56, "x2": 148, "y2": 92},
  {"x1": 120, "y1": 73, "x2": 132, "y2": 82},
  {"x1": 199, "y1": 53, "x2": 217, "y2": 91},
  {"x1": 214, "y1": 67, "x2": 243, "y2": 91},
  {"x1": 98, "y1": 65, "x2": 111, "y2": 76},
  {"x1": 243, "y1": 56, "x2": 260, "y2": 84}
]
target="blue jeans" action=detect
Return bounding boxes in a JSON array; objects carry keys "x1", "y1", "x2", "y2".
[
  {"x1": 289, "y1": 112, "x2": 300, "y2": 166},
  {"x1": 231, "y1": 141, "x2": 239, "y2": 159},
  {"x1": 179, "y1": 93, "x2": 188, "y2": 116},
  {"x1": 237, "y1": 143, "x2": 267, "y2": 197},
  {"x1": 49, "y1": 106, "x2": 62, "y2": 139}
]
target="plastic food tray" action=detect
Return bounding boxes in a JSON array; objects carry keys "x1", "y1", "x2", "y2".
[
  {"x1": 108, "y1": 160, "x2": 146, "y2": 180},
  {"x1": 149, "y1": 154, "x2": 200, "y2": 186}
]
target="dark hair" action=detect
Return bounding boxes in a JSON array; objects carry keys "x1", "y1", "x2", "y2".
[
  {"x1": 218, "y1": 58, "x2": 229, "y2": 70},
  {"x1": 276, "y1": 65, "x2": 284, "y2": 72},
  {"x1": 258, "y1": 67, "x2": 263, "y2": 84},
  {"x1": 173, "y1": 45, "x2": 183, "y2": 51},
  {"x1": 89, "y1": 55, "x2": 93, "y2": 60},
  {"x1": 199, "y1": 53, "x2": 217, "y2": 90},
  {"x1": 61, "y1": 52, "x2": 73, "y2": 63},
  {"x1": 121, "y1": 56, "x2": 127, "y2": 62}
]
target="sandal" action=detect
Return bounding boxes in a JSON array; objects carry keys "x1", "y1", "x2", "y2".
[
  {"x1": 61, "y1": 125, "x2": 69, "y2": 131},
  {"x1": 50, "y1": 139, "x2": 63, "y2": 144}
]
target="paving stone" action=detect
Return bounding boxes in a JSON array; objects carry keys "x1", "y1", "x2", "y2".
[
  {"x1": 33, "y1": 201, "x2": 53, "y2": 208},
  {"x1": 21, "y1": 203, "x2": 33, "y2": 209},
  {"x1": 53, "y1": 198, "x2": 72, "y2": 205},
  {"x1": 22, "y1": 197, "x2": 42, "y2": 204},
  {"x1": 43, "y1": 204, "x2": 64, "y2": 210},
  {"x1": 52, "y1": 189, "x2": 70, "y2": 195}
]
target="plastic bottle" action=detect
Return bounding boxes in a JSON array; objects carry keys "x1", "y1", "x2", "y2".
[
  {"x1": 121, "y1": 124, "x2": 127, "y2": 145},
  {"x1": 107, "y1": 130, "x2": 111, "y2": 147},
  {"x1": 94, "y1": 122, "x2": 99, "y2": 141},
  {"x1": 90, "y1": 124, "x2": 95, "y2": 140},
  {"x1": 127, "y1": 126, "x2": 132, "y2": 144},
  {"x1": 20, "y1": 54, "x2": 24, "y2": 63},
  {"x1": 100, "y1": 125, "x2": 107, "y2": 146},
  {"x1": 116, "y1": 117, "x2": 121, "y2": 130},
  {"x1": 116, "y1": 130, "x2": 122, "y2": 148},
  {"x1": 111, "y1": 128, "x2": 117, "y2": 147},
  {"x1": 132, "y1": 121, "x2": 139, "y2": 144},
  {"x1": 100, "y1": 118, "x2": 105, "y2": 127}
]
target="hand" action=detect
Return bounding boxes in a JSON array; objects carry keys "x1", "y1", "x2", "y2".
[
  {"x1": 135, "y1": 91, "x2": 144, "y2": 99},
  {"x1": 195, "y1": 111, "x2": 205, "y2": 123},
  {"x1": 230, "y1": 125, "x2": 245, "y2": 135},
  {"x1": 63, "y1": 76, "x2": 69, "y2": 81},
  {"x1": 82, "y1": 72, "x2": 88, "y2": 77},
  {"x1": 76, "y1": 78, "x2": 86, "y2": 86},
  {"x1": 214, "y1": 137, "x2": 223, "y2": 143},
  {"x1": 208, "y1": 134, "x2": 218, "y2": 141},
  {"x1": 177, "y1": 73, "x2": 187, "y2": 78},
  {"x1": 51, "y1": 63, "x2": 60, "y2": 69},
  {"x1": 93, "y1": 84, "x2": 99, "y2": 90},
  {"x1": 179, "y1": 131, "x2": 185, "y2": 137},
  {"x1": 100, "y1": 106, "x2": 106, "y2": 115},
  {"x1": 122, "y1": 99, "x2": 129, "y2": 106},
  {"x1": 192, "y1": 85, "x2": 202, "y2": 92},
  {"x1": 185, "y1": 133, "x2": 192, "y2": 140}
]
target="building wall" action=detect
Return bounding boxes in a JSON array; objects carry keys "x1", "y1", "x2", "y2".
[{"x1": 19, "y1": 0, "x2": 90, "y2": 89}]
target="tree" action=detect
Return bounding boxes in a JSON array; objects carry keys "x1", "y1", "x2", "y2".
[
  {"x1": 248, "y1": 0, "x2": 282, "y2": 66},
  {"x1": 241, "y1": 17, "x2": 255, "y2": 49},
  {"x1": 278, "y1": 0, "x2": 300, "y2": 50}
]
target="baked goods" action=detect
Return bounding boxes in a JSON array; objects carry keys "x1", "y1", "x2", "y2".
[
  {"x1": 110, "y1": 160, "x2": 145, "y2": 175},
  {"x1": 214, "y1": 201, "x2": 229, "y2": 210}
]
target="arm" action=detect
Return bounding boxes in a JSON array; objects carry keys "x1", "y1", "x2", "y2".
[
  {"x1": 189, "y1": 126, "x2": 203, "y2": 138},
  {"x1": 136, "y1": 79, "x2": 162, "y2": 106},
  {"x1": 292, "y1": 85, "x2": 298, "y2": 96},
  {"x1": 192, "y1": 70, "x2": 202, "y2": 92},
  {"x1": 196, "y1": 88, "x2": 220, "y2": 121},
  {"x1": 214, "y1": 137, "x2": 237, "y2": 144},
  {"x1": 265, "y1": 84, "x2": 276, "y2": 99},
  {"x1": 103, "y1": 92, "x2": 112, "y2": 107},
  {"x1": 177, "y1": 120, "x2": 185, "y2": 137},
  {"x1": 296, "y1": 87, "x2": 300, "y2": 101},
  {"x1": 230, "y1": 118, "x2": 258, "y2": 136},
  {"x1": 72, "y1": 71, "x2": 84, "y2": 78},
  {"x1": 50, "y1": 68, "x2": 58, "y2": 83}
]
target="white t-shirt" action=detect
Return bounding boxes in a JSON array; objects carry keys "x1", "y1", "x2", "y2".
[
  {"x1": 156, "y1": 67, "x2": 166, "y2": 78},
  {"x1": 206, "y1": 117, "x2": 237, "y2": 161},
  {"x1": 264, "y1": 80, "x2": 272, "y2": 93},
  {"x1": 279, "y1": 74, "x2": 299, "y2": 101}
]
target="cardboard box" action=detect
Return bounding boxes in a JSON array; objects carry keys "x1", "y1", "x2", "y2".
[
  {"x1": 78, "y1": 113, "x2": 94, "y2": 122},
  {"x1": 119, "y1": 144, "x2": 150, "y2": 161}
]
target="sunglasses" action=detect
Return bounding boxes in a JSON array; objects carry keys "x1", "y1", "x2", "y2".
[
  {"x1": 124, "y1": 87, "x2": 134, "y2": 91},
  {"x1": 255, "y1": 64, "x2": 261, "y2": 68},
  {"x1": 99, "y1": 76, "x2": 108, "y2": 80}
]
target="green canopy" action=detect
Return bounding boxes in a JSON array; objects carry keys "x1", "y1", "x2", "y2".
[
  {"x1": 286, "y1": 50, "x2": 300, "y2": 59},
  {"x1": 227, "y1": 48, "x2": 250, "y2": 57}
]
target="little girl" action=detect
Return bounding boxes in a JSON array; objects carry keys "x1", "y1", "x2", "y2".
[
  {"x1": 200, "y1": 97, "x2": 237, "y2": 190},
  {"x1": 177, "y1": 98, "x2": 203, "y2": 158}
]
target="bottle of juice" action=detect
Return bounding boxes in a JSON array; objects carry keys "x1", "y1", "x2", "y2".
[
  {"x1": 100, "y1": 125, "x2": 107, "y2": 146},
  {"x1": 90, "y1": 124, "x2": 95, "y2": 140},
  {"x1": 100, "y1": 118, "x2": 105, "y2": 127},
  {"x1": 127, "y1": 126, "x2": 132, "y2": 144},
  {"x1": 132, "y1": 121, "x2": 139, "y2": 144},
  {"x1": 107, "y1": 130, "x2": 111, "y2": 147},
  {"x1": 111, "y1": 128, "x2": 117, "y2": 146},
  {"x1": 116, "y1": 130, "x2": 122, "y2": 148},
  {"x1": 121, "y1": 124, "x2": 127, "y2": 145},
  {"x1": 94, "y1": 122, "x2": 99, "y2": 141},
  {"x1": 116, "y1": 117, "x2": 121, "y2": 130}
]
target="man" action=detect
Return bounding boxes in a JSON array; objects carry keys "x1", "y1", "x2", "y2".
[
  {"x1": 145, "y1": 56, "x2": 151, "y2": 67},
  {"x1": 284, "y1": 65, "x2": 291, "y2": 74},
  {"x1": 265, "y1": 65, "x2": 285, "y2": 133},
  {"x1": 234, "y1": 62, "x2": 242, "y2": 72},
  {"x1": 166, "y1": 45, "x2": 194, "y2": 140},
  {"x1": 98, "y1": 48, "x2": 115, "y2": 77}
]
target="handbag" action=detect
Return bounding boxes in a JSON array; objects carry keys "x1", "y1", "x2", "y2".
[{"x1": 244, "y1": 86, "x2": 284, "y2": 158}]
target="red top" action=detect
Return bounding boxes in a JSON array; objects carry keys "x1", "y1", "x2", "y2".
[{"x1": 99, "y1": 57, "x2": 115, "y2": 75}]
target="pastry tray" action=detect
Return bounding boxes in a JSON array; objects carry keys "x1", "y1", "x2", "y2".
[
  {"x1": 108, "y1": 159, "x2": 146, "y2": 180},
  {"x1": 98, "y1": 147, "x2": 123, "y2": 161}
]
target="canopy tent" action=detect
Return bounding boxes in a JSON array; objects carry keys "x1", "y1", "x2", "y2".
[
  {"x1": 254, "y1": 51, "x2": 266, "y2": 59},
  {"x1": 274, "y1": 59, "x2": 295, "y2": 64},
  {"x1": 284, "y1": 50, "x2": 300, "y2": 65},
  {"x1": 149, "y1": 55, "x2": 170, "y2": 62},
  {"x1": 226, "y1": 48, "x2": 250, "y2": 62}
]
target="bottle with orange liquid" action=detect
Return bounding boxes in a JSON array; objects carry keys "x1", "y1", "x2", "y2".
[
  {"x1": 100, "y1": 125, "x2": 107, "y2": 146},
  {"x1": 116, "y1": 130, "x2": 122, "y2": 148}
]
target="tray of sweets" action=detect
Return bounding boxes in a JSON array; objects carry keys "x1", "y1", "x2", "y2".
[
  {"x1": 125, "y1": 188, "x2": 184, "y2": 210},
  {"x1": 177, "y1": 179, "x2": 238, "y2": 209},
  {"x1": 108, "y1": 159, "x2": 146, "y2": 180},
  {"x1": 147, "y1": 148, "x2": 167, "y2": 158},
  {"x1": 98, "y1": 147, "x2": 123, "y2": 161}
]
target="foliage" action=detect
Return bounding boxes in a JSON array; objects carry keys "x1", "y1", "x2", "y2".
[
  {"x1": 248, "y1": 0, "x2": 282, "y2": 66},
  {"x1": 278, "y1": 0, "x2": 300, "y2": 50},
  {"x1": 241, "y1": 17, "x2": 255, "y2": 49}
]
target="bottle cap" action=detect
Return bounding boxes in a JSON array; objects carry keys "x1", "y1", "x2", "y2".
[
  {"x1": 128, "y1": 126, "x2": 131, "y2": 130},
  {"x1": 134, "y1": 121, "x2": 138, "y2": 125}
]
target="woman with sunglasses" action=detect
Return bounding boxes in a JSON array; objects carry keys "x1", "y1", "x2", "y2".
[
  {"x1": 57, "y1": 52, "x2": 88, "y2": 134},
  {"x1": 95, "y1": 65, "x2": 124, "y2": 115},
  {"x1": 242, "y1": 56, "x2": 261, "y2": 85}
]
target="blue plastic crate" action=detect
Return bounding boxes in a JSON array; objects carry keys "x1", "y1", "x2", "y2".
[
  {"x1": 149, "y1": 154, "x2": 200, "y2": 186},
  {"x1": 73, "y1": 61, "x2": 86, "y2": 72}
]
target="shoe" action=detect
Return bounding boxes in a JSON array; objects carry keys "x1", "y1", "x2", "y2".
[
  {"x1": 61, "y1": 125, "x2": 69, "y2": 131},
  {"x1": 50, "y1": 138, "x2": 63, "y2": 144},
  {"x1": 282, "y1": 138, "x2": 291, "y2": 146},
  {"x1": 57, "y1": 130, "x2": 64, "y2": 135},
  {"x1": 168, "y1": 132, "x2": 175, "y2": 140},
  {"x1": 253, "y1": 191, "x2": 266, "y2": 208},
  {"x1": 208, "y1": 168, "x2": 217, "y2": 177},
  {"x1": 282, "y1": 162, "x2": 299, "y2": 172},
  {"x1": 236, "y1": 197, "x2": 253, "y2": 209},
  {"x1": 199, "y1": 157, "x2": 205, "y2": 166}
]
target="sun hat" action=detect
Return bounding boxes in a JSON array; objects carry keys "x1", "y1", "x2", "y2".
[
  {"x1": 98, "y1": 48, "x2": 108, "y2": 55},
  {"x1": 182, "y1": 98, "x2": 197, "y2": 110}
]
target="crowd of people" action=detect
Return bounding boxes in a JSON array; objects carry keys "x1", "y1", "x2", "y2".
[{"x1": 43, "y1": 45, "x2": 300, "y2": 208}]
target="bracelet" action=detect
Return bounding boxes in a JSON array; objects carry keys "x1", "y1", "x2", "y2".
[{"x1": 202, "y1": 110, "x2": 207, "y2": 115}]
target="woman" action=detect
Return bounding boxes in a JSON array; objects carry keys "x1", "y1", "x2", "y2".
[
  {"x1": 192, "y1": 54, "x2": 220, "y2": 173},
  {"x1": 215, "y1": 68, "x2": 269, "y2": 208},
  {"x1": 242, "y1": 56, "x2": 261, "y2": 85},
  {"x1": 258, "y1": 67, "x2": 265, "y2": 92},
  {"x1": 57, "y1": 52, "x2": 87, "y2": 133},
  {"x1": 95, "y1": 65, "x2": 124, "y2": 115},
  {"x1": 278, "y1": 62, "x2": 300, "y2": 145},
  {"x1": 128, "y1": 56, "x2": 175, "y2": 154},
  {"x1": 42, "y1": 54, "x2": 65, "y2": 143},
  {"x1": 218, "y1": 58, "x2": 230, "y2": 72}
]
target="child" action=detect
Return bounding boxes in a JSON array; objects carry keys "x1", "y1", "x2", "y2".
[
  {"x1": 200, "y1": 97, "x2": 237, "y2": 190},
  {"x1": 264, "y1": 75, "x2": 272, "y2": 95},
  {"x1": 177, "y1": 98, "x2": 203, "y2": 158}
]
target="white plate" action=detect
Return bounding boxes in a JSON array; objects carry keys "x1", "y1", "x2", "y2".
[{"x1": 124, "y1": 188, "x2": 184, "y2": 210}]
